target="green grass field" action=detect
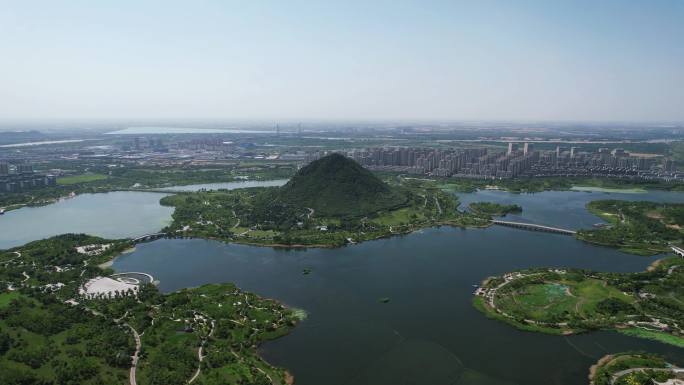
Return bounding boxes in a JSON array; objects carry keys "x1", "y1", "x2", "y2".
[
  {"x1": 495, "y1": 279, "x2": 634, "y2": 323},
  {"x1": 372, "y1": 207, "x2": 425, "y2": 226},
  {"x1": 57, "y1": 173, "x2": 108, "y2": 185}
]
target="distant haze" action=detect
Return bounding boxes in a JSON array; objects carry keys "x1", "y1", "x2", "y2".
[{"x1": 1, "y1": 1, "x2": 683, "y2": 122}]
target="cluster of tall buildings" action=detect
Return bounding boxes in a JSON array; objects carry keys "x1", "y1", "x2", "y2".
[
  {"x1": 0, "y1": 161, "x2": 57, "y2": 193},
  {"x1": 305, "y1": 143, "x2": 679, "y2": 180}
]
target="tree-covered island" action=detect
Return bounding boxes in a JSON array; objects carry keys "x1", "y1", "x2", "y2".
[
  {"x1": 468, "y1": 202, "x2": 522, "y2": 218},
  {"x1": 160, "y1": 154, "x2": 490, "y2": 247},
  {"x1": 473, "y1": 257, "x2": 684, "y2": 347},
  {"x1": 0, "y1": 234, "x2": 302, "y2": 385}
]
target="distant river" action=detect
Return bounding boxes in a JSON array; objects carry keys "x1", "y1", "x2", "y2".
[
  {"x1": 160, "y1": 179, "x2": 288, "y2": 192},
  {"x1": 112, "y1": 189, "x2": 684, "y2": 385},
  {"x1": 0, "y1": 192, "x2": 172, "y2": 249}
]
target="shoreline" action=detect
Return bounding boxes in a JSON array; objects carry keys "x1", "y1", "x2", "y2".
[
  {"x1": 473, "y1": 266, "x2": 684, "y2": 348},
  {"x1": 98, "y1": 246, "x2": 136, "y2": 269},
  {"x1": 171, "y1": 220, "x2": 492, "y2": 250},
  {"x1": 588, "y1": 354, "x2": 613, "y2": 385}
]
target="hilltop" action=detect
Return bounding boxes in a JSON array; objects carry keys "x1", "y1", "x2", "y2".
[{"x1": 277, "y1": 153, "x2": 408, "y2": 217}]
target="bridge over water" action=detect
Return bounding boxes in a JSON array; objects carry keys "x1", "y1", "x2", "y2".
[
  {"x1": 491, "y1": 220, "x2": 576, "y2": 236},
  {"x1": 130, "y1": 233, "x2": 167, "y2": 244}
]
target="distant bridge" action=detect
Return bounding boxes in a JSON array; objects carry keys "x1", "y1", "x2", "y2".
[
  {"x1": 131, "y1": 233, "x2": 167, "y2": 244},
  {"x1": 491, "y1": 220, "x2": 576, "y2": 236}
]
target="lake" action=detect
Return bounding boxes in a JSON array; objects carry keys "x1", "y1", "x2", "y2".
[
  {"x1": 457, "y1": 188, "x2": 684, "y2": 229},
  {"x1": 111, "y1": 189, "x2": 684, "y2": 385},
  {"x1": 0, "y1": 191, "x2": 172, "y2": 249},
  {"x1": 0, "y1": 180, "x2": 290, "y2": 249}
]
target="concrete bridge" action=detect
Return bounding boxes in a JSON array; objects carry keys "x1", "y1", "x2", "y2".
[
  {"x1": 130, "y1": 233, "x2": 167, "y2": 244},
  {"x1": 671, "y1": 245, "x2": 684, "y2": 257},
  {"x1": 492, "y1": 220, "x2": 576, "y2": 236}
]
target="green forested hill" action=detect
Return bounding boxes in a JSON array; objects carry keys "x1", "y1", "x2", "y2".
[{"x1": 277, "y1": 153, "x2": 408, "y2": 217}]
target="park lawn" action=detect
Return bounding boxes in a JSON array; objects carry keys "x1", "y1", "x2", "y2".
[
  {"x1": 496, "y1": 279, "x2": 634, "y2": 322},
  {"x1": 573, "y1": 279, "x2": 635, "y2": 316},
  {"x1": 57, "y1": 173, "x2": 108, "y2": 185},
  {"x1": 245, "y1": 229, "x2": 278, "y2": 239},
  {"x1": 373, "y1": 207, "x2": 425, "y2": 226},
  {"x1": 473, "y1": 297, "x2": 567, "y2": 335},
  {"x1": 498, "y1": 283, "x2": 578, "y2": 321}
]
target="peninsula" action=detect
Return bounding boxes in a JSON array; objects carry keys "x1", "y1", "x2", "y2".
[{"x1": 0, "y1": 234, "x2": 301, "y2": 385}]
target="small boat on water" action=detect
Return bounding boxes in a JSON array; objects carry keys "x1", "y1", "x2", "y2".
[{"x1": 0, "y1": 208, "x2": 5, "y2": 215}]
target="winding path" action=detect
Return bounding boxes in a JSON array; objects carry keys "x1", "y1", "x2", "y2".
[
  {"x1": 126, "y1": 324, "x2": 141, "y2": 385},
  {"x1": 188, "y1": 318, "x2": 216, "y2": 383}
]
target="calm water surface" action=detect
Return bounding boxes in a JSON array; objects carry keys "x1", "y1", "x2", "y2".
[
  {"x1": 5, "y1": 187, "x2": 684, "y2": 383},
  {"x1": 113, "y1": 189, "x2": 684, "y2": 385},
  {"x1": 0, "y1": 191, "x2": 172, "y2": 249},
  {"x1": 457, "y1": 189, "x2": 684, "y2": 229}
]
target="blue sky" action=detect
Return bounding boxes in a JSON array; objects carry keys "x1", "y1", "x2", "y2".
[{"x1": 1, "y1": 0, "x2": 683, "y2": 122}]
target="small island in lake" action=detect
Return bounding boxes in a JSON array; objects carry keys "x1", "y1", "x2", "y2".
[
  {"x1": 160, "y1": 154, "x2": 489, "y2": 248},
  {"x1": 473, "y1": 256, "x2": 684, "y2": 347},
  {"x1": 468, "y1": 202, "x2": 522, "y2": 217}
]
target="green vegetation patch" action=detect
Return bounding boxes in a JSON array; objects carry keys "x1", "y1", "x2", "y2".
[
  {"x1": 0, "y1": 293, "x2": 132, "y2": 385},
  {"x1": 589, "y1": 352, "x2": 676, "y2": 385},
  {"x1": 0, "y1": 292, "x2": 21, "y2": 308},
  {"x1": 57, "y1": 173, "x2": 108, "y2": 185},
  {"x1": 469, "y1": 201, "x2": 522, "y2": 217},
  {"x1": 578, "y1": 200, "x2": 684, "y2": 255},
  {"x1": 277, "y1": 153, "x2": 409, "y2": 217},
  {"x1": 160, "y1": 173, "x2": 490, "y2": 248},
  {"x1": 1, "y1": 234, "x2": 302, "y2": 385},
  {"x1": 618, "y1": 328, "x2": 684, "y2": 348},
  {"x1": 474, "y1": 258, "x2": 684, "y2": 345}
]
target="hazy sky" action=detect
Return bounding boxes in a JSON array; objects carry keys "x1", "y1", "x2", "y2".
[{"x1": 1, "y1": 0, "x2": 683, "y2": 122}]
